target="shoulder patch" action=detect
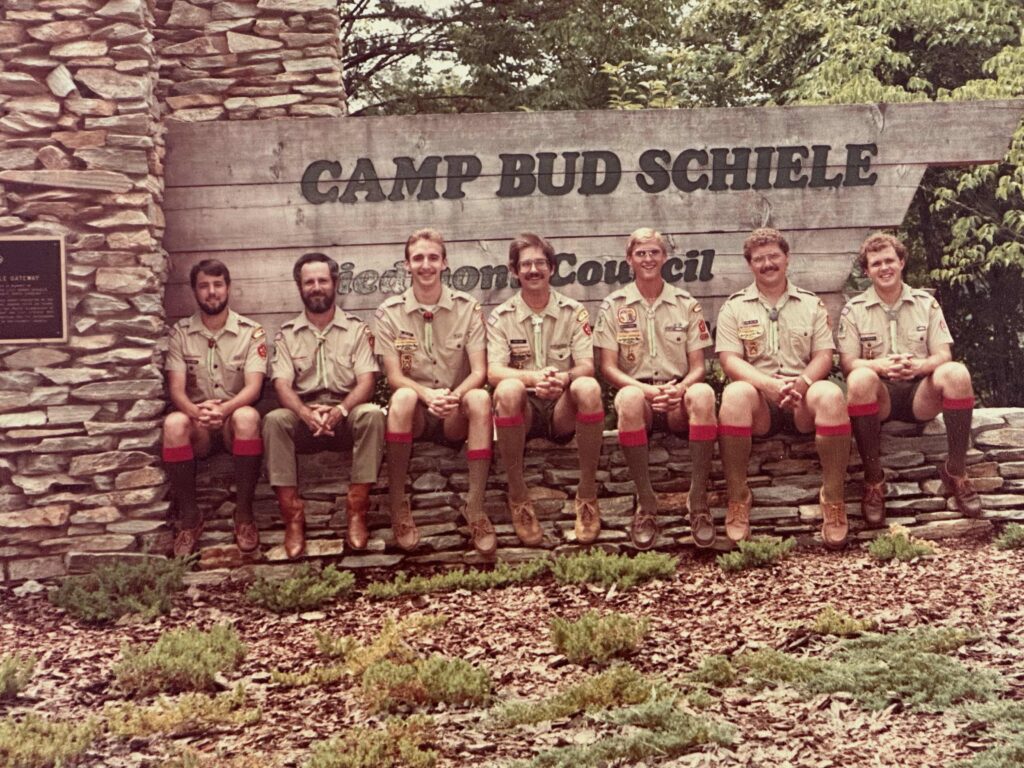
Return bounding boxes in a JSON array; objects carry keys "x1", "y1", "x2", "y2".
[
  {"x1": 345, "y1": 312, "x2": 362, "y2": 323},
  {"x1": 487, "y1": 313, "x2": 499, "y2": 326},
  {"x1": 382, "y1": 295, "x2": 403, "y2": 307},
  {"x1": 252, "y1": 326, "x2": 266, "y2": 340},
  {"x1": 576, "y1": 307, "x2": 589, "y2": 324},
  {"x1": 840, "y1": 306, "x2": 851, "y2": 316},
  {"x1": 691, "y1": 302, "x2": 703, "y2": 314},
  {"x1": 599, "y1": 298, "x2": 612, "y2": 313}
]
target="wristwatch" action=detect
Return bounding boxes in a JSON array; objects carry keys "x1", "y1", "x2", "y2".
[
  {"x1": 335, "y1": 403, "x2": 349, "y2": 419},
  {"x1": 799, "y1": 373, "x2": 814, "y2": 389}
]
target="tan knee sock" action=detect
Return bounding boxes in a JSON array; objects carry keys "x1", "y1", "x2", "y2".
[
  {"x1": 688, "y1": 424, "x2": 717, "y2": 510},
  {"x1": 816, "y1": 424, "x2": 852, "y2": 503},
  {"x1": 619, "y1": 429, "x2": 656, "y2": 514},
  {"x1": 495, "y1": 413, "x2": 528, "y2": 501},
  {"x1": 718, "y1": 425, "x2": 752, "y2": 502},
  {"x1": 943, "y1": 396, "x2": 974, "y2": 476},
  {"x1": 465, "y1": 448, "x2": 492, "y2": 521},
  {"x1": 386, "y1": 431, "x2": 413, "y2": 512},
  {"x1": 576, "y1": 411, "x2": 604, "y2": 499}
]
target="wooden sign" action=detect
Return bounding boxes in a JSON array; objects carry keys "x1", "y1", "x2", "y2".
[
  {"x1": 163, "y1": 100, "x2": 1022, "y2": 337},
  {"x1": 0, "y1": 236, "x2": 67, "y2": 345}
]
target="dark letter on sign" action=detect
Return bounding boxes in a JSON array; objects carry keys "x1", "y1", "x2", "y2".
[
  {"x1": 443, "y1": 155, "x2": 482, "y2": 199},
  {"x1": 389, "y1": 156, "x2": 442, "y2": 201},
  {"x1": 636, "y1": 149, "x2": 671, "y2": 193},
  {"x1": 809, "y1": 145, "x2": 843, "y2": 188},
  {"x1": 300, "y1": 160, "x2": 341, "y2": 204},
  {"x1": 579, "y1": 151, "x2": 621, "y2": 195},
  {"x1": 844, "y1": 143, "x2": 878, "y2": 187},
  {"x1": 774, "y1": 146, "x2": 810, "y2": 189},
  {"x1": 339, "y1": 158, "x2": 386, "y2": 203},
  {"x1": 497, "y1": 154, "x2": 536, "y2": 197},
  {"x1": 671, "y1": 150, "x2": 709, "y2": 192}
]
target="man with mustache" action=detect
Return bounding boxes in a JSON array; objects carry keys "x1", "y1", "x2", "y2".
[
  {"x1": 593, "y1": 228, "x2": 718, "y2": 549},
  {"x1": 839, "y1": 232, "x2": 980, "y2": 526},
  {"x1": 262, "y1": 252, "x2": 385, "y2": 558},
  {"x1": 163, "y1": 259, "x2": 267, "y2": 556},
  {"x1": 375, "y1": 229, "x2": 497, "y2": 554},
  {"x1": 715, "y1": 228, "x2": 852, "y2": 549},
  {"x1": 487, "y1": 233, "x2": 605, "y2": 546}
]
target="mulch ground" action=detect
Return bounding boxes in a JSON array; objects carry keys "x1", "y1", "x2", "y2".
[{"x1": 2, "y1": 534, "x2": 1022, "y2": 767}]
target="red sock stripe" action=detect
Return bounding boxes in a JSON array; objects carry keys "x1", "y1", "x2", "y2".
[
  {"x1": 689, "y1": 424, "x2": 718, "y2": 441},
  {"x1": 466, "y1": 449, "x2": 493, "y2": 461},
  {"x1": 232, "y1": 438, "x2": 263, "y2": 456},
  {"x1": 576, "y1": 410, "x2": 604, "y2": 424},
  {"x1": 386, "y1": 432, "x2": 413, "y2": 443},
  {"x1": 848, "y1": 401, "x2": 880, "y2": 417},
  {"x1": 817, "y1": 423, "x2": 852, "y2": 437},
  {"x1": 719, "y1": 424, "x2": 752, "y2": 438},
  {"x1": 943, "y1": 396, "x2": 975, "y2": 410},
  {"x1": 494, "y1": 414, "x2": 524, "y2": 428},
  {"x1": 162, "y1": 444, "x2": 193, "y2": 462},
  {"x1": 618, "y1": 429, "x2": 648, "y2": 447}
]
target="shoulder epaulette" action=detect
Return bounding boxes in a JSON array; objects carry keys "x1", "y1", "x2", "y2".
[{"x1": 380, "y1": 295, "x2": 403, "y2": 308}]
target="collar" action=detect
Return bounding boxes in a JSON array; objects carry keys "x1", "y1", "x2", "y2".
[
  {"x1": 862, "y1": 283, "x2": 914, "y2": 308},
  {"x1": 514, "y1": 291, "x2": 560, "y2": 322},
  {"x1": 186, "y1": 309, "x2": 240, "y2": 336},
  {"x1": 290, "y1": 306, "x2": 347, "y2": 334},
  {"x1": 739, "y1": 281, "x2": 804, "y2": 303},
  {"x1": 402, "y1": 284, "x2": 455, "y2": 314},
  {"x1": 622, "y1": 281, "x2": 669, "y2": 309}
]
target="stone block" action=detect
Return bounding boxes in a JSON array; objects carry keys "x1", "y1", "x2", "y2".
[
  {"x1": 70, "y1": 506, "x2": 121, "y2": 524},
  {"x1": 0, "y1": 504, "x2": 71, "y2": 528},
  {"x1": 7, "y1": 556, "x2": 65, "y2": 582},
  {"x1": 911, "y1": 518, "x2": 993, "y2": 540}
]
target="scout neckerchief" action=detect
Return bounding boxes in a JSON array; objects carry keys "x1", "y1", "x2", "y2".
[
  {"x1": 312, "y1": 326, "x2": 331, "y2": 390},
  {"x1": 203, "y1": 331, "x2": 220, "y2": 379},
  {"x1": 757, "y1": 291, "x2": 790, "y2": 356},
  {"x1": 881, "y1": 299, "x2": 901, "y2": 353},
  {"x1": 420, "y1": 304, "x2": 438, "y2": 356},
  {"x1": 641, "y1": 289, "x2": 661, "y2": 359},
  {"x1": 530, "y1": 313, "x2": 545, "y2": 369}
]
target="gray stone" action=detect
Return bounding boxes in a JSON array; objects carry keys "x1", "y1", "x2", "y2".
[
  {"x1": 0, "y1": 148, "x2": 38, "y2": 170},
  {"x1": 339, "y1": 553, "x2": 405, "y2": 568},
  {"x1": 411, "y1": 472, "x2": 448, "y2": 492},
  {"x1": 70, "y1": 506, "x2": 121, "y2": 524},
  {"x1": 28, "y1": 387, "x2": 69, "y2": 406},
  {"x1": 168, "y1": 0, "x2": 212, "y2": 27},
  {"x1": 977, "y1": 494, "x2": 1024, "y2": 510},
  {"x1": 227, "y1": 31, "x2": 282, "y2": 52},
  {"x1": 73, "y1": 68, "x2": 148, "y2": 100},
  {"x1": 0, "y1": 169, "x2": 133, "y2": 193},
  {"x1": 31, "y1": 436, "x2": 117, "y2": 453},
  {"x1": 752, "y1": 485, "x2": 820, "y2": 505},
  {"x1": 69, "y1": 450, "x2": 153, "y2": 476},
  {"x1": 78, "y1": 486, "x2": 165, "y2": 507},
  {"x1": 96, "y1": 0, "x2": 146, "y2": 24},
  {"x1": 115, "y1": 466, "x2": 165, "y2": 489},
  {"x1": 0, "y1": 505, "x2": 71, "y2": 528},
  {"x1": 78, "y1": 348, "x2": 155, "y2": 366},
  {"x1": 975, "y1": 428, "x2": 1024, "y2": 449},
  {"x1": 125, "y1": 400, "x2": 166, "y2": 420},
  {"x1": 46, "y1": 406, "x2": 103, "y2": 425},
  {"x1": 0, "y1": 411, "x2": 46, "y2": 429},
  {"x1": 0, "y1": 72, "x2": 48, "y2": 95},
  {"x1": 45, "y1": 534, "x2": 136, "y2": 552},
  {"x1": 106, "y1": 519, "x2": 167, "y2": 534},
  {"x1": 8, "y1": 556, "x2": 65, "y2": 582},
  {"x1": 71, "y1": 379, "x2": 163, "y2": 401},
  {"x1": 213, "y1": 1, "x2": 260, "y2": 19},
  {"x1": 3, "y1": 347, "x2": 71, "y2": 368},
  {"x1": 119, "y1": 430, "x2": 162, "y2": 450},
  {"x1": 64, "y1": 551, "x2": 156, "y2": 574},
  {"x1": 912, "y1": 518, "x2": 993, "y2": 540},
  {"x1": 76, "y1": 147, "x2": 149, "y2": 174},
  {"x1": 51, "y1": 40, "x2": 109, "y2": 58}
]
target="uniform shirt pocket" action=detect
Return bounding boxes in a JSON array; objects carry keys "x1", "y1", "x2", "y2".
[{"x1": 789, "y1": 326, "x2": 812, "y2": 359}]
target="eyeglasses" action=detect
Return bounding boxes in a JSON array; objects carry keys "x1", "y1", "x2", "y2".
[
  {"x1": 750, "y1": 252, "x2": 785, "y2": 267},
  {"x1": 632, "y1": 249, "x2": 663, "y2": 258},
  {"x1": 518, "y1": 259, "x2": 550, "y2": 272}
]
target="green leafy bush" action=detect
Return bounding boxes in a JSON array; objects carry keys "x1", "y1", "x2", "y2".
[
  {"x1": 105, "y1": 685, "x2": 260, "y2": 737},
  {"x1": 717, "y1": 536, "x2": 796, "y2": 572},
  {"x1": 365, "y1": 560, "x2": 549, "y2": 599},
  {"x1": 495, "y1": 664, "x2": 654, "y2": 725},
  {"x1": 360, "y1": 655, "x2": 491, "y2": 713},
  {"x1": 957, "y1": 701, "x2": 1024, "y2": 768},
  {"x1": 49, "y1": 556, "x2": 189, "y2": 624},
  {"x1": 868, "y1": 526, "x2": 935, "y2": 562},
  {"x1": 0, "y1": 654, "x2": 35, "y2": 700},
  {"x1": 0, "y1": 714, "x2": 99, "y2": 768},
  {"x1": 995, "y1": 523, "x2": 1024, "y2": 550},
  {"x1": 689, "y1": 655, "x2": 736, "y2": 687},
  {"x1": 549, "y1": 610, "x2": 650, "y2": 666},
  {"x1": 305, "y1": 716, "x2": 438, "y2": 768},
  {"x1": 550, "y1": 549, "x2": 677, "y2": 590},
  {"x1": 246, "y1": 564, "x2": 355, "y2": 613},
  {"x1": 810, "y1": 606, "x2": 877, "y2": 637},
  {"x1": 114, "y1": 624, "x2": 247, "y2": 696}
]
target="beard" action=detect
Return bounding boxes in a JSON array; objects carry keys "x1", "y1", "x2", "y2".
[
  {"x1": 301, "y1": 289, "x2": 334, "y2": 314},
  {"x1": 198, "y1": 297, "x2": 228, "y2": 316}
]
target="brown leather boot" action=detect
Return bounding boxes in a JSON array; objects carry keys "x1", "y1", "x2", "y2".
[
  {"x1": 346, "y1": 482, "x2": 371, "y2": 550},
  {"x1": 275, "y1": 486, "x2": 306, "y2": 558},
  {"x1": 391, "y1": 497, "x2": 420, "y2": 551}
]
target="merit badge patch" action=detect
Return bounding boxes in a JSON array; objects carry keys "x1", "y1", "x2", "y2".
[
  {"x1": 258, "y1": 343, "x2": 267, "y2": 359},
  {"x1": 698, "y1": 319, "x2": 710, "y2": 340}
]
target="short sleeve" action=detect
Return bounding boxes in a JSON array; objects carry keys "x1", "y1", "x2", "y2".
[
  {"x1": 465, "y1": 302, "x2": 486, "y2": 352},
  {"x1": 571, "y1": 306, "x2": 594, "y2": 362},
  {"x1": 244, "y1": 326, "x2": 268, "y2": 375},
  {"x1": 166, "y1": 325, "x2": 186, "y2": 372},
  {"x1": 352, "y1": 324, "x2": 379, "y2": 376},
  {"x1": 374, "y1": 308, "x2": 399, "y2": 359},
  {"x1": 927, "y1": 299, "x2": 954, "y2": 348},
  {"x1": 487, "y1": 312, "x2": 511, "y2": 367},
  {"x1": 810, "y1": 299, "x2": 836, "y2": 353},
  {"x1": 836, "y1": 305, "x2": 860, "y2": 358},
  {"x1": 271, "y1": 331, "x2": 295, "y2": 382},
  {"x1": 686, "y1": 300, "x2": 714, "y2": 352},
  {"x1": 714, "y1": 301, "x2": 743, "y2": 355},
  {"x1": 592, "y1": 299, "x2": 617, "y2": 351}
]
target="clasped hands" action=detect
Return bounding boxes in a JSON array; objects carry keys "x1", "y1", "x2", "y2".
[
  {"x1": 194, "y1": 399, "x2": 226, "y2": 429},
  {"x1": 423, "y1": 387, "x2": 461, "y2": 418},
  {"x1": 533, "y1": 367, "x2": 568, "y2": 401},
  {"x1": 766, "y1": 374, "x2": 808, "y2": 411},
  {"x1": 644, "y1": 380, "x2": 685, "y2": 413},
  {"x1": 878, "y1": 353, "x2": 922, "y2": 381},
  {"x1": 302, "y1": 403, "x2": 345, "y2": 437}
]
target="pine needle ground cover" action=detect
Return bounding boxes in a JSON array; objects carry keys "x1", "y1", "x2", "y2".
[{"x1": 3, "y1": 537, "x2": 1022, "y2": 766}]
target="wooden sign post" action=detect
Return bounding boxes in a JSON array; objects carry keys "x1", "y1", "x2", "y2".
[{"x1": 163, "y1": 100, "x2": 1022, "y2": 338}]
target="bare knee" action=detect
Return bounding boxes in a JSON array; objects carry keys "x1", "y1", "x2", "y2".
[
  {"x1": 807, "y1": 380, "x2": 847, "y2": 421},
  {"x1": 569, "y1": 375, "x2": 603, "y2": 411},
  {"x1": 845, "y1": 367, "x2": 880, "y2": 402},
  {"x1": 388, "y1": 387, "x2": 419, "y2": 429},
  {"x1": 230, "y1": 406, "x2": 261, "y2": 436},
  {"x1": 493, "y1": 379, "x2": 527, "y2": 415},
  {"x1": 162, "y1": 411, "x2": 192, "y2": 444},
  {"x1": 614, "y1": 385, "x2": 646, "y2": 418},
  {"x1": 462, "y1": 388, "x2": 492, "y2": 420},
  {"x1": 719, "y1": 381, "x2": 757, "y2": 422},
  {"x1": 934, "y1": 361, "x2": 973, "y2": 396}
]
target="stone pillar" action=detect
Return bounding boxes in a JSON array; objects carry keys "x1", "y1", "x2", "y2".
[
  {"x1": 0, "y1": 0, "x2": 169, "y2": 581},
  {"x1": 154, "y1": 0, "x2": 344, "y2": 122}
]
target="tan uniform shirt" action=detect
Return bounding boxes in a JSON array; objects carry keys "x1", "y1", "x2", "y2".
[
  {"x1": 715, "y1": 282, "x2": 834, "y2": 376},
  {"x1": 592, "y1": 282, "x2": 712, "y2": 381},
  {"x1": 837, "y1": 283, "x2": 953, "y2": 360},
  {"x1": 166, "y1": 310, "x2": 267, "y2": 402},
  {"x1": 487, "y1": 290, "x2": 592, "y2": 373},
  {"x1": 271, "y1": 307, "x2": 378, "y2": 401},
  {"x1": 374, "y1": 285, "x2": 486, "y2": 390}
]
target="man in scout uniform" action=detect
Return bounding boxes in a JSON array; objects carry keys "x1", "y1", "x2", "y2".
[
  {"x1": 715, "y1": 228, "x2": 852, "y2": 549},
  {"x1": 839, "y1": 232, "x2": 980, "y2": 525},
  {"x1": 163, "y1": 259, "x2": 266, "y2": 556},
  {"x1": 593, "y1": 228, "x2": 718, "y2": 549},
  {"x1": 488, "y1": 233, "x2": 605, "y2": 546},
  {"x1": 375, "y1": 229, "x2": 497, "y2": 554},
  {"x1": 263, "y1": 252, "x2": 385, "y2": 558}
]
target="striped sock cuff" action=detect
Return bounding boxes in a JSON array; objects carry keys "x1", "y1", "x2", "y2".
[
  {"x1": 618, "y1": 429, "x2": 648, "y2": 447},
  {"x1": 577, "y1": 410, "x2": 604, "y2": 425},
  {"x1": 232, "y1": 438, "x2": 263, "y2": 456},
  {"x1": 386, "y1": 431, "x2": 413, "y2": 443},
  {"x1": 495, "y1": 414, "x2": 524, "y2": 428},
  {"x1": 467, "y1": 448, "x2": 493, "y2": 461},
  {"x1": 943, "y1": 396, "x2": 975, "y2": 410},
  {"x1": 689, "y1": 424, "x2": 718, "y2": 441},
  {"x1": 162, "y1": 444, "x2": 194, "y2": 462},
  {"x1": 817, "y1": 422, "x2": 852, "y2": 437},
  {"x1": 848, "y1": 401, "x2": 880, "y2": 417},
  {"x1": 719, "y1": 424, "x2": 752, "y2": 438}
]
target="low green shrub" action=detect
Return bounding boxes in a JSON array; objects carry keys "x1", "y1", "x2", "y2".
[
  {"x1": 365, "y1": 560, "x2": 549, "y2": 600},
  {"x1": 0, "y1": 654, "x2": 35, "y2": 700},
  {"x1": 549, "y1": 610, "x2": 649, "y2": 666},
  {"x1": 105, "y1": 685, "x2": 260, "y2": 737},
  {"x1": 271, "y1": 665, "x2": 349, "y2": 689},
  {"x1": 114, "y1": 624, "x2": 247, "y2": 696},
  {"x1": 716, "y1": 536, "x2": 796, "y2": 572},
  {"x1": 246, "y1": 564, "x2": 355, "y2": 613},
  {"x1": 360, "y1": 655, "x2": 491, "y2": 713},
  {"x1": 550, "y1": 549, "x2": 677, "y2": 590},
  {"x1": 957, "y1": 701, "x2": 1024, "y2": 768},
  {"x1": 868, "y1": 526, "x2": 935, "y2": 562},
  {"x1": 995, "y1": 523, "x2": 1024, "y2": 551},
  {"x1": 49, "y1": 556, "x2": 189, "y2": 624},
  {"x1": 0, "y1": 713, "x2": 99, "y2": 768},
  {"x1": 305, "y1": 715, "x2": 438, "y2": 768},
  {"x1": 689, "y1": 655, "x2": 736, "y2": 687},
  {"x1": 810, "y1": 606, "x2": 877, "y2": 637},
  {"x1": 495, "y1": 664, "x2": 654, "y2": 725}
]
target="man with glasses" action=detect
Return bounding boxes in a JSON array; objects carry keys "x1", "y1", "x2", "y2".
[
  {"x1": 593, "y1": 228, "x2": 717, "y2": 549},
  {"x1": 263, "y1": 252, "x2": 386, "y2": 558},
  {"x1": 715, "y1": 228, "x2": 852, "y2": 549},
  {"x1": 839, "y1": 232, "x2": 980, "y2": 526},
  {"x1": 487, "y1": 233, "x2": 605, "y2": 546}
]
